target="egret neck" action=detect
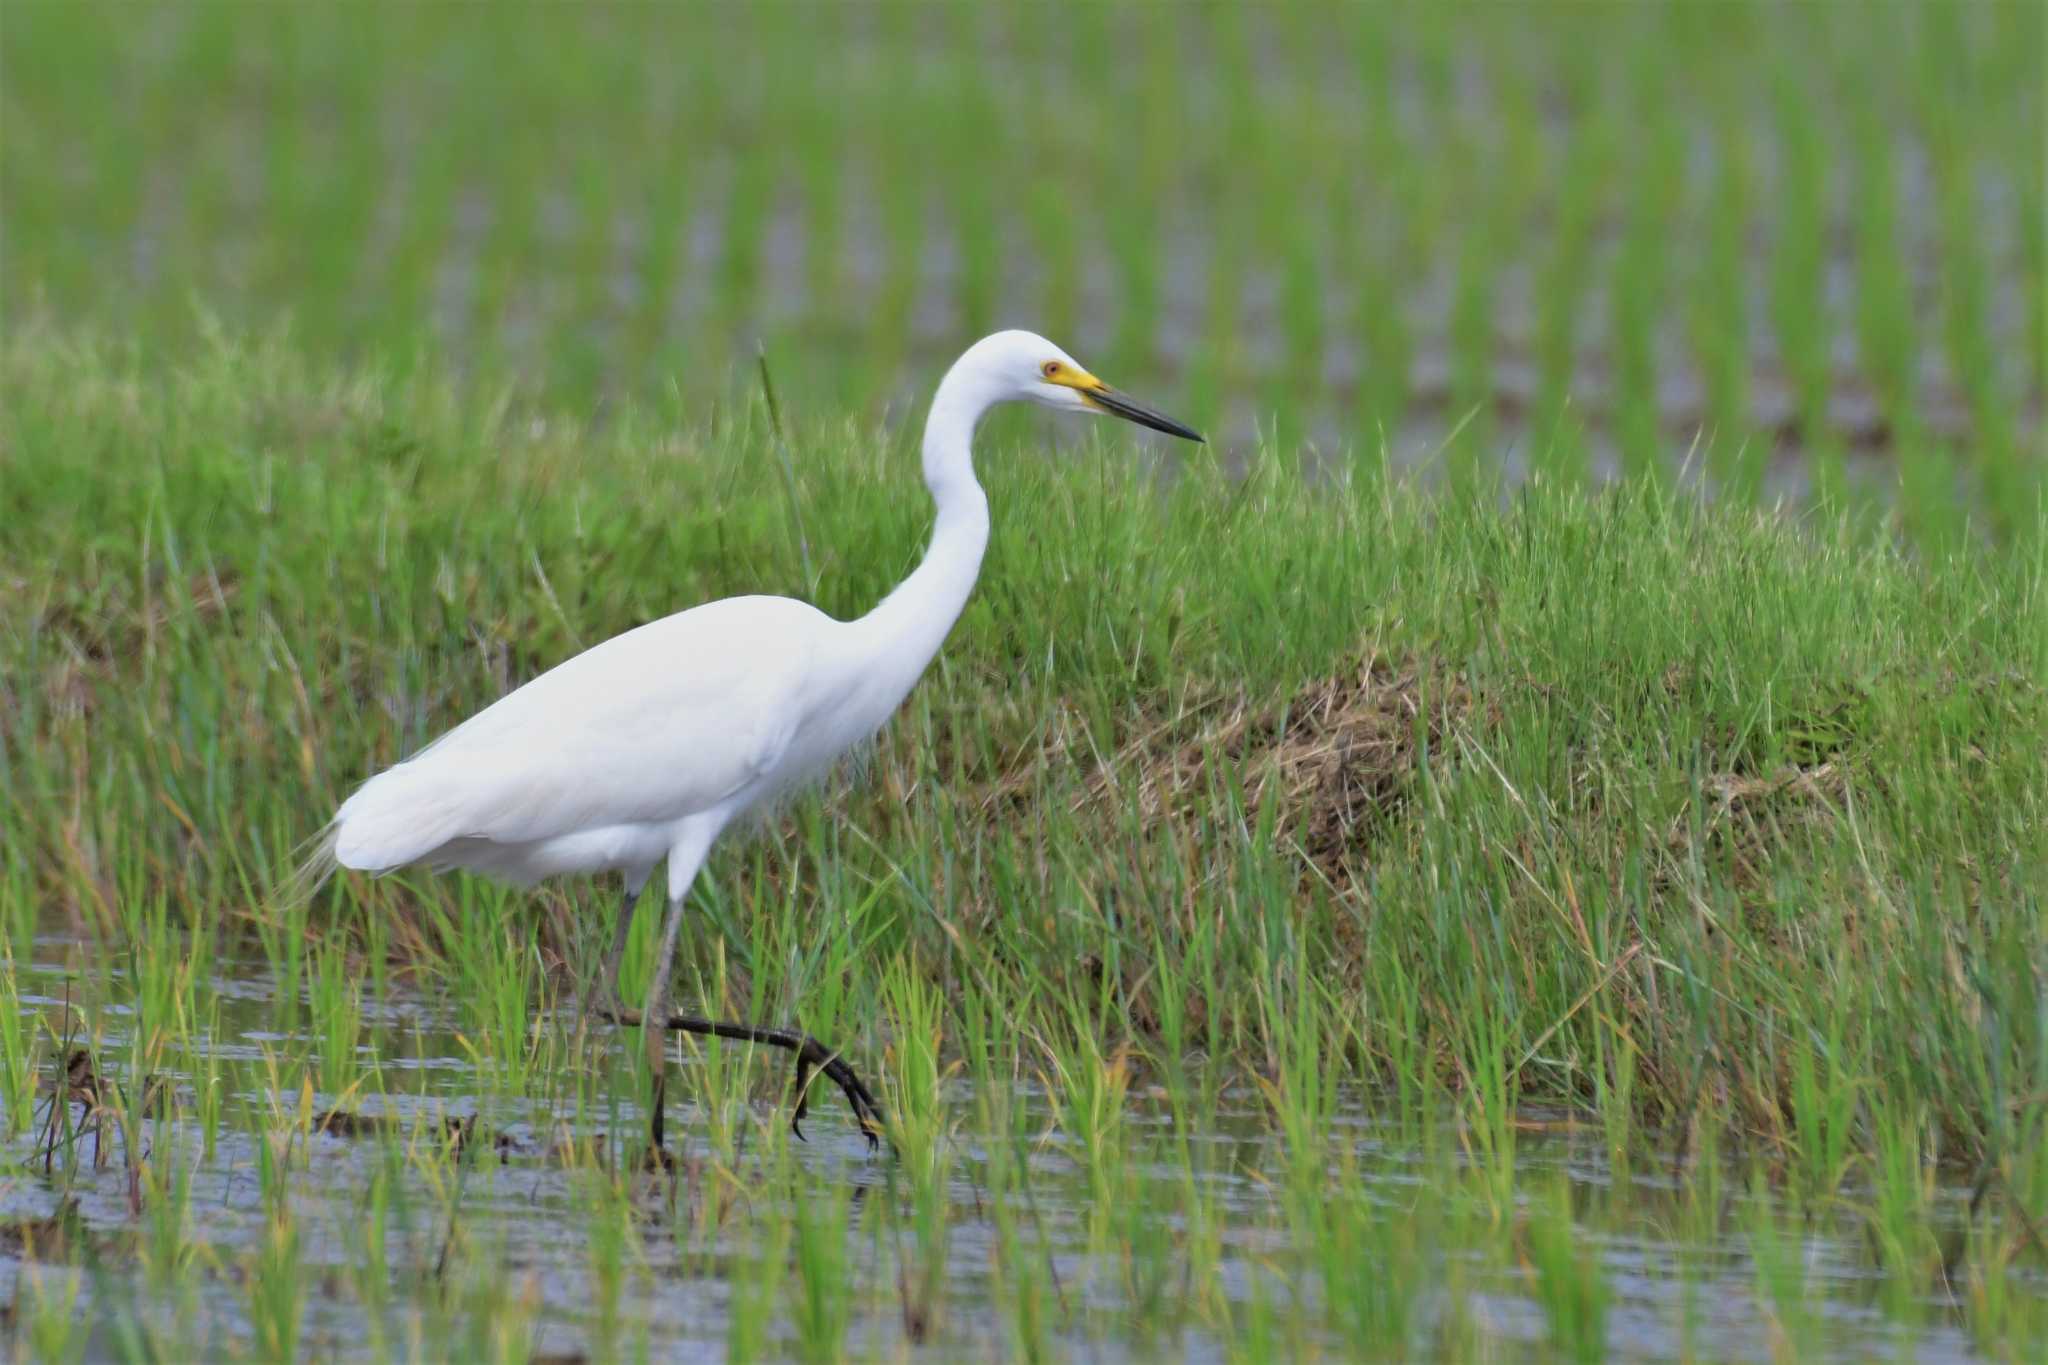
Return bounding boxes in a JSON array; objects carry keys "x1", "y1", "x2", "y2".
[{"x1": 852, "y1": 351, "x2": 997, "y2": 702}]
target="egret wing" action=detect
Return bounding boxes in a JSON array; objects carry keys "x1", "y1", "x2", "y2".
[{"x1": 331, "y1": 596, "x2": 828, "y2": 871}]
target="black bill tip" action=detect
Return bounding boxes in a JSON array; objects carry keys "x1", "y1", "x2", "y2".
[{"x1": 1088, "y1": 387, "x2": 1205, "y2": 443}]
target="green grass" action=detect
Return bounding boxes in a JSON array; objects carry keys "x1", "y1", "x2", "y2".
[{"x1": 3, "y1": 332, "x2": 2045, "y2": 1357}]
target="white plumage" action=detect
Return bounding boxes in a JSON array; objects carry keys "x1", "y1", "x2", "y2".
[
  {"x1": 310, "y1": 329, "x2": 1202, "y2": 1145},
  {"x1": 330, "y1": 595, "x2": 829, "y2": 885}
]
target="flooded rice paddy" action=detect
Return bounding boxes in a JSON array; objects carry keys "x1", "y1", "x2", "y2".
[
  {"x1": 9, "y1": 3, "x2": 2041, "y2": 513},
  {"x1": 5, "y1": 941, "x2": 2029, "y2": 1362}
]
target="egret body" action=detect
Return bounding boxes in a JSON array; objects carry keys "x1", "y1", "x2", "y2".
[{"x1": 315, "y1": 330, "x2": 1202, "y2": 1148}]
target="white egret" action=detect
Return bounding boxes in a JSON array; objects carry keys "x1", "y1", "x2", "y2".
[{"x1": 310, "y1": 330, "x2": 1202, "y2": 1151}]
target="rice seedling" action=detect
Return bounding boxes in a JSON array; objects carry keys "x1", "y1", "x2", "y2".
[
  {"x1": 309, "y1": 938, "x2": 364, "y2": 1102},
  {"x1": 1744, "y1": 1181, "x2": 1821, "y2": 1364},
  {"x1": 342, "y1": 1157, "x2": 399, "y2": 1360},
  {"x1": 789, "y1": 1178, "x2": 856, "y2": 1365},
  {"x1": 727, "y1": 1170, "x2": 795, "y2": 1361},
  {"x1": 0, "y1": 956, "x2": 40, "y2": 1139},
  {"x1": 1523, "y1": 1178, "x2": 1610, "y2": 1364},
  {"x1": 1785, "y1": 1000, "x2": 1866, "y2": 1200},
  {"x1": 247, "y1": 1132, "x2": 306, "y2": 1362},
  {"x1": 132, "y1": 1154, "x2": 193, "y2": 1310},
  {"x1": 16, "y1": 1259, "x2": 89, "y2": 1365},
  {"x1": 1455, "y1": 1002, "x2": 1521, "y2": 1225},
  {"x1": 574, "y1": 1169, "x2": 642, "y2": 1363},
  {"x1": 1314, "y1": 1175, "x2": 1434, "y2": 1359}
]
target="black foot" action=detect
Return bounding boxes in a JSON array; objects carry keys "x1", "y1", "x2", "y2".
[
  {"x1": 597, "y1": 1002, "x2": 884, "y2": 1149},
  {"x1": 786, "y1": 1033, "x2": 885, "y2": 1150}
]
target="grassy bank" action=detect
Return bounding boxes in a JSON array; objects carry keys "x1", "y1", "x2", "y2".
[
  {"x1": 6, "y1": 330, "x2": 2044, "y2": 1135},
  {"x1": 5, "y1": 336, "x2": 2046, "y2": 1356}
]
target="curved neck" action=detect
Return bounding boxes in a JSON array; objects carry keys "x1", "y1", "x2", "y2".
[{"x1": 856, "y1": 355, "x2": 996, "y2": 673}]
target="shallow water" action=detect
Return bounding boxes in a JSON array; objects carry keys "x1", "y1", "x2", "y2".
[{"x1": 3, "y1": 942, "x2": 2029, "y2": 1362}]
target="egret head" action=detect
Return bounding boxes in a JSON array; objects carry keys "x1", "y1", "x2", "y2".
[{"x1": 969, "y1": 329, "x2": 1204, "y2": 442}]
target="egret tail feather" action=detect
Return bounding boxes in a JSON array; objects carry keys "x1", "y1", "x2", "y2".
[{"x1": 276, "y1": 822, "x2": 342, "y2": 909}]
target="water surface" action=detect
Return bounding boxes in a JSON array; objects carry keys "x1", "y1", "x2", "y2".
[{"x1": 3, "y1": 943, "x2": 2025, "y2": 1361}]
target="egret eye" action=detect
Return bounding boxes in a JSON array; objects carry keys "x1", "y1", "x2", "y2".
[{"x1": 1042, "y1": 360, "x2": 1061, "y2": 378}]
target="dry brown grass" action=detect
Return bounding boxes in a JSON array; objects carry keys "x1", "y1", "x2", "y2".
[{"x1": 1051, "y1": 652, "x2": 1474, "y2": 890}]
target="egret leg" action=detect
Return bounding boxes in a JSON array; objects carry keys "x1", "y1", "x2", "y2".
[
  {"x1": 600, "y1": 879, "x2": 646, "y2": 1014},
  {"x1": 638, "y1": 890, "x2": 691, "y2": 1154},
  {"x1": 593, "y1": 819, "x2": 882, "y2": 1151},
  {"x1": 593, "y1": 889, "x2": 883, "y2": 1148}
]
